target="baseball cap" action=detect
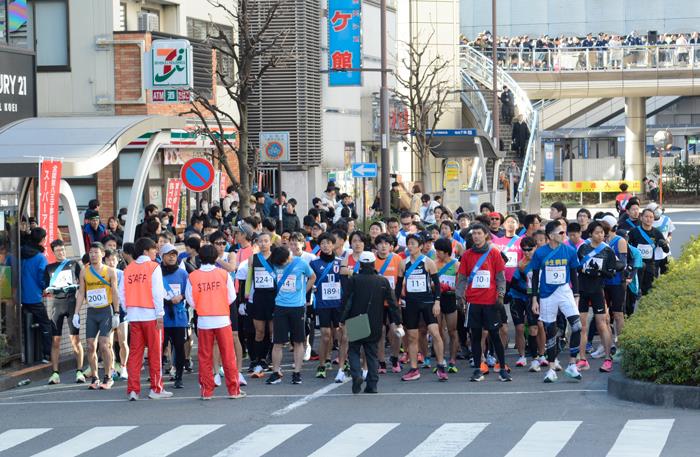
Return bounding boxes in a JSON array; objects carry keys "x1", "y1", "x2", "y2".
[
  {"x1": 159, "y1": 243, "x2": 178, "y2": 256},
  {"x1": 489, "y1": 211, "x2": 502, "y2": 219},
  {"x1": 359, "y1": 251, "x2": 376, "y2": 263},
  {"x1": 597, "y1": 215, "x2": 618, "y2": 229}
]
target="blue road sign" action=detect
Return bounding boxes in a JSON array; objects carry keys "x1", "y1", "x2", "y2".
[{"x1": 351, "y1": 162, "x2": 378, "y2": 178}]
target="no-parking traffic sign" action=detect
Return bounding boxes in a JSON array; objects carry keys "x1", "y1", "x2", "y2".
[{"x1": 180, "y1": 158, "x2": 215, "y2": 192}]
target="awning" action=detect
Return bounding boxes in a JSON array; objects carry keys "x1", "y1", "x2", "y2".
[{"x1": 0, "y1": 115, "x2": 186, "y2": 177}]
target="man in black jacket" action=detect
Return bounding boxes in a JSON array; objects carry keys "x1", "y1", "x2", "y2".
[
  {"x1": 341, "y1": 252, "x2": 403, "y2": 394},
  {"x1": 282, "y1": 198, "x2": 301, "y2": 233}
]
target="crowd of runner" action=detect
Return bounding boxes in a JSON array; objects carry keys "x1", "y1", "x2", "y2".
[{"x1": 20, "y1": 181, "x2": 675, "y2": 399}]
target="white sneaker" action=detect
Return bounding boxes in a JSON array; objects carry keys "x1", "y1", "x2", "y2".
[
  {"x1": 591, "y1": 346, "x2": 606, "y2": 359},
  {"x1": 170, "y1": 366, "x2": 176, "y2": 377},
  {"x1": 516, "y1": 356, "x2": 527, "y2": 367},
  {"x1": 214, "y1": 373, "x2": 222, "y2": 387},
  {"x1": 529, "y1": 359, "x2": 541, "y2": 372},
  {"x1": 564, "y1": 363, "x2": 582, "y2": 381},
  {"x1": 238, "y1": 372, "x2": 247, "y2": 386},
  {"x1": 362, "y1": 369, "x2": 368, "y2": 380},
  {"x1": 218, "y1": 366, "x2": 225, "y2": 377},
  {"x1": 552, "y1": 359, "x2": 563, "y2": 371},
  {"x1": 148, "y1": 389, "x2": 173, "y2": 399},
  {"x1": 119, "y1": 367, "x2": 128, "y2": 381},
  {"x1": 334, "y1": 369, "x2": 346, "y2": 383},
  {"x1": 128, "y1": 391, "x2": 139, "y2": 401},
  {"x1": 303, "y1": 344, "x2": 312, "y2": 361},
  {"x1": 543, "y1": 369, "x2": 558, "y2": 383}
]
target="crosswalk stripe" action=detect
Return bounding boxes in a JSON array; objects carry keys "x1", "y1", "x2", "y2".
[
  {"x1": 405, "y1": 423, "x2": 489, "y2": 457},
  {"x1": 0, "y1": 428, "x2": 51, "y2": 453},
  {"x1": 212, "y1": 424, "x2": 310, "y2": 457},
  {"x1": 308, "y1": 423, "x2": 399, "y2": 457},
  {"x1": 32, "y1": 426, "x2": 135, "y2": 457},
  {"x1": 118, "y1": 424, "x2": 224, "y2": 457},
  {"x1": 504, "y1": 421, "x2": 581, "y2": 457},
  {"x1": 606, "y1": 419, "x2": 675, "y2": 457}
]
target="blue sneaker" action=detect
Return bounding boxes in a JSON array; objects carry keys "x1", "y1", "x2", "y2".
[
  {"x1": 585, "y1": 342, "x2": 593, "y2": 354},
  {"x1": 422, "y1": 357, "x2": 432, "y2": 369}
]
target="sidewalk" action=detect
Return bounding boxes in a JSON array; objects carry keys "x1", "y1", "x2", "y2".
[{"x1": 0, "y1": 358, "x2": 76, "y2": 392}]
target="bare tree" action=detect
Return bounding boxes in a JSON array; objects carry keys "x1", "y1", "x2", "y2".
[
  {"x1": 394, "y1": 37, "x2": 451, "y2": 194},
  {"x1": 185, "y1": 0, "x2": 289, "y2": 217}
]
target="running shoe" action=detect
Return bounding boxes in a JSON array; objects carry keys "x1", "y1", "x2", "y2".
[
  {"x1": 75, "y1": 370, "x2": 86, "y2": 384},
  {"x1": 292, "y1": 372, "x2": 303, "y2": 384},
  {"x1": 184, "y1": 358, "x2": 193, "y2": 373},
  {"x1": 325, "y1": 360, "x2": 332, "y2": 369},
  {"x1": 498, "y1": 369, "x2": 512, "y2": 382},
  {"x1": 543, "y1": 369, "x2": 558, "y2": 383},
  {"x1": 516, "y1": 356, "x2": 527, "y2": 367},
  {"x1": 417, "y1": 353, "x2": 424, "y2": 364},
  {"x1": 214, "y1": 373, "x2": 222, "y2": 387},
  {"x1": 480, "y1": 361, "x2": 490, "y2": 375},
  {"x1": 83, "y1": 367, "x2": 93, "y2": 378},
  {"x1": 378, "y1": 362, "x2": 387, "y2": 374},
  {"x1": 334, "y1": 370, "x2": 346, "y2": 383},
  {"x1": 422, "y1": 357, "x2": 432, "y2": 369},
  {"x1": 229, "y1": 391, "x2": 247, "y2": 399},
  {"x1": 436, "y1": 364, "x2": 448, "y2": 382},
  {"x1": 251, "y1": 365, "x2": 264, "y2": 379},
  {"x1": 48, "y1": 372, "x2": 60, "y2": 385},
  {"x1": 529, "y1": 360, "x2": 541, "y2": 372},
  {"x1": 399, "y1": 353, "x2": 409, "y2": 364},
  {"x1": 247, "y1": 361, "x2": 256, "y2": 373},
  {"x1": 315, "y1": 365, "x2": 327, "y2": 379},
  {"x1": 332, "y1": 358, "x2": 339, "y2": 365},
  {"x1": 303, "y1": 345, "x2": 312, "y2": 361},
  {"x1": 391, "y1": 361, "x2": 402, "y2": 373},
  {"x1": 590, "y1": 345, "x2": 606, "y2": 359},
  {"x1": 88, "y1": 376, "x2": 100, "y2": 390},
  {"x1": 585, "y1": 342, "x2": 593, "y2": 354},
  {"x1": 494, "y1": 363, "x2": 511, "y2": 373},
  {"x1": 218, "y1": 366, "x2": 225, "y2": 377},
  {"x1": 486, "y1": 354, "x2": 497, "y2": 367},
  {"x1": 174, "y1": 379, "x2": 184, "y2": 389},
  {"x1": 201, "y1": 395, "x2": 213, "y2": 401},
  {"x1": 610, "y1": 346, "x2": 617, "y2": 356},
  {"x1": 612, "y1": 348, "x2": 624, "y2": 362},
  {"x1": 362, "y1": 369, "x2": 368, "y2": 380},
  {"x1": 576, "y1": 359, "x2": 590, "y2": 371},
  {"x1": 552, "y1": 359, "x2": 563, "y2": 371},
  {"x1": 600, "y1": 359, "x2": 614, "y2": 373},
  {"x1": 265, "y1": 371, "x2": 283, "y2": 385},
  {"x1": 119, "y1": 367, "x2": 128, "y2": 381},
  {"x1": 564, "y1": 363, "x2": 582, "y2": 381},
  {"x1": 128, "y1": 391, "x2": 139, "y2": 401},
  {"x1": 148, "y1": 389, "x2": 173, "y2": 399},
  {"x1": 309, "y1": 350, "x2": 320, "y2": 361},
  {"x1": 352, "y1": 377, "x2": 362, "y2": 394},
  {"x1": 260, "y1": 360, "x2": 271, "y2": 372},
  {"x1": 447, "y1": 363, "x2": 459, "y2": 374},
  {"x1": 100, "y1": 376, "x2": 114, "y2": 390},
  {"x1": 538, "y1": 356, "x2": 549, "y2": 367},
  {"x1": 238, "y1": 372, "x2": 247, "y2": 386},
  {"x1": 401, "y1": 368, "x2": 421, "y2": 381},
  {"x1": 470, "y1": 369, "x2": 484, "y2": 382}
]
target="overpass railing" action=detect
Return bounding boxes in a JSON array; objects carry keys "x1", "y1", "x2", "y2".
[
  {"x1": 460, "y1": 69, "x2": 492, "y2": 190},
  {"x1": 469, "y1": 44, "x2": 700, "y2": 72}
]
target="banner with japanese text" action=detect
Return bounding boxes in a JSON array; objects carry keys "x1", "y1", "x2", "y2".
[
  {"x1": 165, "y1": 178, "x2": 182, "y2": 226},
  {"x1": 328, "y1": 0, "x2": 362, "y2": 86},
  {"x1": 39, "y1": 160, "x2": 62, "y2": 262}
]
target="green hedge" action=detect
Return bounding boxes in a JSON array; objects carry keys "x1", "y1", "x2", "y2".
[{"x1": 619, "y1": 236, "x2": 700, "y2": 386}]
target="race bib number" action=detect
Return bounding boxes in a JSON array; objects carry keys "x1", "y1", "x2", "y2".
[
  {"x1": 406, "y1": 275, "x2": 427, "y2": 293},
  {"x1": 545, "y1": 265, "x2": 567, "y2": 285},
  {"x1": 386, "y1": 276, "x2": 396, "y2": 289},
  {"x1": 52, "y1": 270, "x2": 74, "y2": 289},
  {"x1": 638, "y1": 244, "x2": 653, "y2": 260},
  {"x1": 505, "y1": 252, "x2": 518, "y2": 268},
  {"x1": 278, "y1": 274, "x2": 297, "y2": 293},
  {"x1": 321, "y1": 282, "x2": 341, "y2": 301},
  {"x1": 86, "y1": 288, "x2": 108, "y2": 307},
  {"x1": 472, "y1": 270, "x2": 491, "y2": 289},
  {"x1": 165, "y1": 283, "x2": 181, "y2": 299},
  {"x1": 584, "y1": 257, "x2": 603, "y2": 272},
  {"x1": 254, "y1": 268, "x2": 274, "y2": 289},
  {"x1": 440, "y1": 275, "x2": 456, "y2": 289}
]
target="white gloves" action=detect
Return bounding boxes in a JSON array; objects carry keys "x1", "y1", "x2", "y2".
[
  {"x1": 111, "y1": 314, "x2": 120, "y2": 330},
  {"x1": 72, "y1": 314, "x2": 80, "y2": 329},
  {"x1": 238, "y1": 303, "x2": 247, "y2": 316}
]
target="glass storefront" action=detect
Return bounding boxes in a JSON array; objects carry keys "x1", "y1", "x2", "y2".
[{"x1": 0, "y1": 178, "x2": 23, "y2": 371}]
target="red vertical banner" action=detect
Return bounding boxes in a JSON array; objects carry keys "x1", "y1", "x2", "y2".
[
  {"x1": 219, "y1": 173, "x2": 228, "y2": 199},
  {"x1": 39, "y1": 160, "x2": 62, "y2": 262},
  {"x1": 165, "y1": 178, "x2": 182, "y2": 226}
]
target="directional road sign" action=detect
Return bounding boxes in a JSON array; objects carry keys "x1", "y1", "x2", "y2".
[
  {"x1": 351, "y1": 162, "x2": 378, "y2": 179},
  {"x1": 180, "y1": 158, "x2": 215, "y2": 192}
]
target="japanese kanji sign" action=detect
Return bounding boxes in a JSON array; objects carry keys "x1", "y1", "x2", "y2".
[
  {"x1": 38, "y1": 160, "x2": 62, "y2": 262},
  {"x1": 328, "y1": 0, "x2": 362, "y2": 86},
  {"x1": 165, "y1": 178, "x2": 182, "y2": 225}
]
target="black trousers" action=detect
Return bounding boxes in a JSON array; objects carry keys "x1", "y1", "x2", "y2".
[
  {"x1": 348, "y1": 340, "x2": 379, "y2": 390},
  {"x1": 164, "y1": 327, "x2": 187, "y2": 380},
  {"x1": 22, "y1": 303, "x2": 52, "y2": 359}
]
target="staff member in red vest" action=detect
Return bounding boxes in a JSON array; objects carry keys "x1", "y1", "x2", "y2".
[
  {"x1": 121, "y1": 237, "x2": 171, "y2": 400},
  {"x1": 186, "y1": 244, "x2": 245, "y2": 400}
]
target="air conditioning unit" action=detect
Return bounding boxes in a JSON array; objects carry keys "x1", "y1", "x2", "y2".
[{"x1": 137, "y1": 11, "x2": 159, "y2": 32}]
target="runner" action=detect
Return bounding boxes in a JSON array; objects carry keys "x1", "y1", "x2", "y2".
[
  {"x1": 618, "y1": 198, "x2": 641, "y2": 230},
  {"x1": 245, "y1": 232, "x2": 275, "y2": 377},
  {"x1": 45, "y1": 240, "x2": 85, "y2": 385},
  {"x1": 304, "y1": 223, "x2": 323, "y2": 255},
  {"x1": 161, "y1": 243, "x2": 190, "y2": 389},
  {"x1": 373, "y1": 233, "x2": 404, "y2": 373},
  {"x1": 615, "y1": 183, "x2": 633, "y2": 215},
  {"x1": 648, "y1": 203, "x2": 674, "y2": 277},
  {"x1": 121, "y1": 237, "x2": 171, "y2": 400},
  {"x1": 439, "y1": 221, "x2": 465, "y2": 258},
  {"x1": 600, "y1": 216, "x2": 629, "y2": 358},
  {"x1": 400, "y1": 234, "x2": 448, "y2": 382},
  {"x1": 529, "y1": 220, "x2": 583, "y2": 383},
  {"x1": 455, "y1": 223, "x2": 511, "y2": 382},
  {"x1": 288, "y1": 232, "x2": 318, "y2": 361},
  {"x1": 72, "y1": 242, "x2": 119, "y2": 390},
  {"x1": 577, "y1": 209, "x2": 592, "y2": 239},
  {"x1": 104, "y1": 249, "x2": 128, "y2": 381},
  {"x1": 628, "y1": 208, "x2": 669, "y2": 295},
  {"x1": 186, "y1": 244, "x2": 244, "y2": 400},
  {"x1": 433, "y1": 238, "x2": 459, "y2": 373}
]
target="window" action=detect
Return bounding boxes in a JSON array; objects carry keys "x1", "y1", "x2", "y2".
[
  {"x1": 35, "y1": 0, "x2": 70, "y2": 71},
  {"x1": 186, "y1": 17, "x2": 234, "y2": 84},
  {"x1": 1, "y1": 0, "x2": 31, "y2": 48},
  {"x1": 119, "y1": 3, "x2": 126, "y2": 31},
  {"x1": 0, "y1": 1, "x2": 6, "y2": 44}
]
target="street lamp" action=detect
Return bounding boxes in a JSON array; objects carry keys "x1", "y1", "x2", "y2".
[{"x1": 653, "y1": 130, "x2": 673, "y2": 206}]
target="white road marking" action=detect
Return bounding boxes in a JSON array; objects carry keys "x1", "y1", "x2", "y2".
[
  {"x1": 308, "y1": 423, "x2": 399, "y2": 457},
  {"x1": 271, "y1": 380, "x2": 347, "y2": 416},
  {"x1": 0, "y1": 428, "x2": 51, "y2": 453},
  {"x1": 212, "y1": 424, "x2": 310, "y2": 457},
  {"x1": 606, "y1": 419, "x2": 675, "y2": 457},
  {"x1": 504, "y1": 421, "x2": 581, "y2": 457},
  {"x1": 405, "y1": 422, "x2": 489, "y2": 457},
  {"x1": 118, "y1": 424, "x2": 224, "y2": 457},
  {"x1": 32, "y1": 426, "x2": 135, "y2": 457}
]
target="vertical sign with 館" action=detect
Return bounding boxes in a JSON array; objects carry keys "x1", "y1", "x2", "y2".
[
  {"x1": 328, "y1": 0, "x2": 362, "y2": 86},
  {"x1": 39, "y1": 160, "x2": 62, "y2": 262},
  {"x1": 165, "y1": 178, "x2": 182, "y2": 226}
]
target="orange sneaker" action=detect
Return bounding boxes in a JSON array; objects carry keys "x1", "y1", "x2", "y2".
[
  {"x1": 494, "y1": 363, "x2": 511, "y2": 373},
  {"x1": 480, "y1": 362, "x2": 490, "y2": 375}
]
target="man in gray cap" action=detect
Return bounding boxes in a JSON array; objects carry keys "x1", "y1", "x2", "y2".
[{"x1": 340, "y1": 251, "x2": 403, "y2": 394}]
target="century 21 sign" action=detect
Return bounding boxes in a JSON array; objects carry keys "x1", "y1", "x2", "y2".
[{"x1": 150, "y1": 39, "x2": 193, "y2": 88}]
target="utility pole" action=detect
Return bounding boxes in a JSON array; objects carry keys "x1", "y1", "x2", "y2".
[
  {"x1": 380, "y1": 0, "x2": 391, "y2": 216},
  {"x1": 491, "y1": 0, "x2": 499, "y2": 151}
]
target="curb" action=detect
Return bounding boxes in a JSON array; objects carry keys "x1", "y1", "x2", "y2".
[
  {"x1": 608, "y1": 370, "x2": 700, "y2": 409},
  {"x1": 0, "y1": 358, "x2": 77, "y2": 392}
]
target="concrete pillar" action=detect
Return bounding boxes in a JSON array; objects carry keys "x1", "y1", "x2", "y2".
[{"x1": 624, "y1": 97, "x2": 647, "y2": 183}]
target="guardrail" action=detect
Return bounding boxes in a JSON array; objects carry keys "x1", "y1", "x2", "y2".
[{"x1": 469, "y1": 44, "x2": 700, "y2": 72}]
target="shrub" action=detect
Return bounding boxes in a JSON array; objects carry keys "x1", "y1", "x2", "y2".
[{"x1": 619, "y1": 236, "x2": 700, "y2": 385}]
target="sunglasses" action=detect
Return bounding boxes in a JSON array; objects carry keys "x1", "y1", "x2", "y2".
[
  {"x1": 214, "y1": 241, "x2": 227, "y2": 246},
  {"x1": 522, "y1": 247, "x2": 534, "y2": 252},
  {"x1": 557, "y1": 231, "x2": 566, "y2": 235},
  {"x1": 490, "y1": 218, "x2": 501, "y2": 221}
]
